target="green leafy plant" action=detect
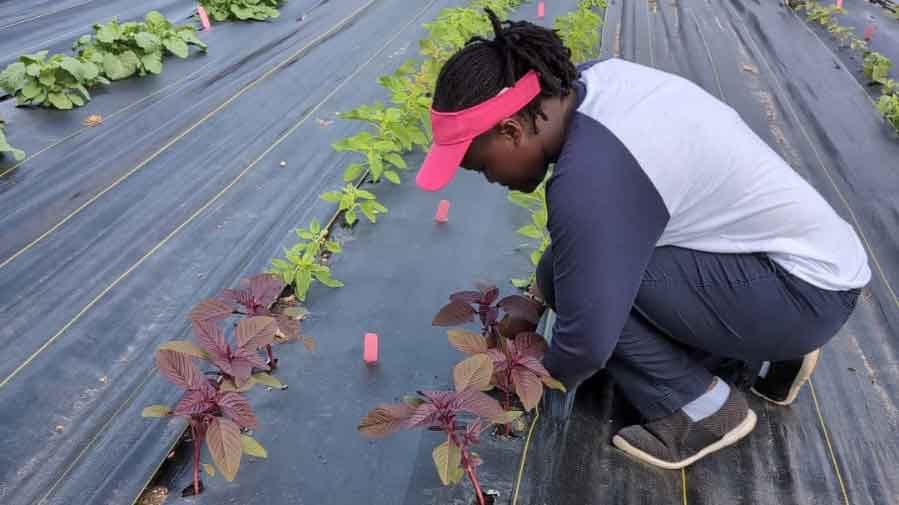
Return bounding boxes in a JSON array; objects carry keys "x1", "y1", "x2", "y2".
[
  {"x1": 0, "y1": 51, "x2": 106, "y2": 109},
  {"x1": 271, "y1": 246, "x2": 343, "y2": 302},
  {"x1": 507, "y1": 170, "x2": 550, "y2": 288},
  {"x1": 292, "y1": 218, "x2": 342, "y2": 257},
  {"x1": 320, "y1": 184, "x2": 387, "y2": 226},
  {"x1": 0, "y1": 117, "x2": 25, "y2": 161},
  {"x1": 332, "y1": 120, "x2": 412, "y2": 184},
  {"x1": 555, "y1": 0, "x2": 606, "y2": 63},
  {"x1": 200, "y1": 0, "x2": 284, "y2": 22},
  {"x1": 876, "y1": 91, "x2": 899, "y2": 130},
  {"x1": 864, "y1": 51, "x2": 893, "y2": 84},
  {"x1": 74, "y1": 11, "x2": 206, "y2": 81}
]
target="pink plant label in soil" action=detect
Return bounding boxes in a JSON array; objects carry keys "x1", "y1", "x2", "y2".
[
  {"x1": 197, "y1": 5, "x2": 212, "y2": 31},
  {"x1": 836, "y1": 0, "x2": 843, "y2": 9},
  {"x1": 537, "y1": 1, "x2": 545, "y2": 19},
  {"x1": 435, "y1": 199, "x2": 451, "y2": 223},
  {"x1": 364, "y1": 333, "x2": 379, "y2": 364},
  {"x1": 864, "y1": 24, "x2": 876, "y2": 41}
]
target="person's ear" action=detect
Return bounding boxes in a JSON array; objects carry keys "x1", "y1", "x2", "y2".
[{"x1": 496, "y1": 117, "x2": 526, "y2": 146}]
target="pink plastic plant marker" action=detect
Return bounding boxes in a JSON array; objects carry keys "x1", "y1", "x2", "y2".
[
  {"x1": 197, "y1": 5, "x2": 212, "y2": 31},
  {"x1": 835, "y1": 0, "x2": 843, "y2": 9},
  {"x1": 537, "y1": 1, "x2": 545, "y2": 19},
  {"x1": 864, "y1": 24, "x2": 876, "y2": 41},
  {"x1": 364, "y1": 333, "x2": 379, "y2": 365},
  {"x1": 435, "y1": 199, "x2": 450, "y2": 223}
]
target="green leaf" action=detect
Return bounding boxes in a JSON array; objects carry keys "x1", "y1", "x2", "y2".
[
  {"x1": 251, "y1": 372, "x2": 286, "y2": 389},
  {"x1": 141, "y1": 404, "x2": 172, "y2": 417},
  {"x1": 69, "y1": 93, "x2": 85, "y2": 107},
  {"x1": 163, "y1": 36, "x2": 189, "y2": 58},
  {"x1": 343, "y1": 162, "x2": 365, "y2": 182},
  {"x1": 21, "y1": 82, "x2": 41, "y2": 99},
  {"x1": 59, "y1": 57, "x2": 84, "y2": 80},
  {"x1": 295, "y1": 270, "x2": 313, "y2": 301},
  {"x1": 530, "y1": 248, "x2": 542, "y2": 266},
  {"x1": 345, "y1": 209, "x2": 358, "y2": 226},
  {"x1": 314, "y1": 270, "x2": 344, "y2": 288},
  {"x1": 511, "y1": 277, "x2": 531, "y2": 289},
  {"x1": 517, "y1": 224, "x2": 544, "y2": 240},
  {"x1": 102, "y1": 54, "x2": 128, "y2": 80},
  {"x1": 309, "y1": 218, "x2": 321, "y2": 234},
  {"x1": 47, "y1": 92, "x2": 73, "y2": 110},
  {"x1": 96, "y1": 23, "x2": 120, "y2": 44},
  {"x1": 141, "y1": 53, "x2": 163, "y2": 75},
  {"x1": 240, "y1": 435, "x2": 268, "y2": 458},
  {"x1": 320, "y1": 191, "x2": 342, "y2": 203},
  {"x1": 383, "y1": 170, "x2": 401, "y2": 184},
  {"x1": 135, "y1": 32, "x2": 162, "y2": 51},
  {"x1": 325, "y1": 241, "x2": 342, "y2": 254},
  {"x1": 541, "y1": 376, "x2": 567, "y2": 392},
  {"x1": 384, "y1": 152, "x2": 407, "y2": 169},
  {"x1": 38, "y1": 69, "x2": 55, "y2": 88},
  {"x1": 432, "y1": 441, "x2": 464, "y2": 486},
  {"x1": 26, "y1": 63, "x2": 41, "y2": 77}
]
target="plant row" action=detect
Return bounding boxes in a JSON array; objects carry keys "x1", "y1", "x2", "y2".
[
  {"x1": 509, "y1": 0, "x2": 606, "y2": 289},
  {"x1": 140, "y1": 0, "x2": 573, "y2": 497},
  {"x1": 0, "y1": 1, "x2": 287, "y2": 161},
  {"x1": 795, "y1": 1, "x2": 899, "y2": 131}
]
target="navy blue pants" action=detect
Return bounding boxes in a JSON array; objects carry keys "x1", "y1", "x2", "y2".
[{"x1": 537, "y1": 246, "x2": 860, "y2": 420}]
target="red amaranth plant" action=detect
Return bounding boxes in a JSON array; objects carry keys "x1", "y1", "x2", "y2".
[
  {"x1": 143, "y1": 349, "x2": 267, "y2": 496},
  {"x1": 189, "y1": 273, "x2": 310, "y2": 368},
  {"x1": 358, "y1": 378, "x2": 515, "y2": 505}
]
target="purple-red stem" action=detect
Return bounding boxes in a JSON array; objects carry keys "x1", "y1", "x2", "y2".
[
  {"x1": 191, "y1": 422, "x2": 201, "y2": 496},
  {"x1": 448, "y1": 427, "x2": 485, "y2": 505}
]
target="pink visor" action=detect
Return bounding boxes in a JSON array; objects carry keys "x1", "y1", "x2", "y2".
[{"x1": 416, "y1": 70, "x2": 541, "y2": 192}]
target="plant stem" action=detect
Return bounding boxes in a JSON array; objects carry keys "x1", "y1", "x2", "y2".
[
  {"x1": 191, "y1": 422, "x2": 201, "y2": 496},
  {"x1": 465, "y1": 461, "x2": 486, "y2": 505},
  {"x1": 448, "y1": 428, "x2": 485, "y2": 505}
]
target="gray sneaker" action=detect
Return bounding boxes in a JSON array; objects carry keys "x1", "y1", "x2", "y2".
[{"x1": 612, "y1": 387, "x2": 757, "y2": 469}]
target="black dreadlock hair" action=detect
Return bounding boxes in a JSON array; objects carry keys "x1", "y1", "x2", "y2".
[{"x1": 432, "y1": 8, "x2": 578, "y2": 134}]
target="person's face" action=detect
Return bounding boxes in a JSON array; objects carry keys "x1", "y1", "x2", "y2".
[{"x1": 460, "y1": 115, "x2": 549, "y2": 193}]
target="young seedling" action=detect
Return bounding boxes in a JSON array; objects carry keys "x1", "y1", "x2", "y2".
[
  {"x1": 271, "y1": 245, "x2": 344, "y2": 302},
  {"x1": 320, "y1": 184, "x2": 388, "y2": 226},
  {"x1": 142, "y1": 348, "x2": 267, "y2": 496}
]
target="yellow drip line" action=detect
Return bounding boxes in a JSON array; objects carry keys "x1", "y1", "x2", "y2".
[
  {"x1": 0, "y1": 0, "x2": 380, "y2": 271},
  {"x1": 512, "y1": 409, "x2": 539, "y2": 505},
  {"x1": 681, "y1": 468, "x2": 688, "y2": 505},
  {"x1": 809, "y1": 380, "x2": 851, "y2": 505}
]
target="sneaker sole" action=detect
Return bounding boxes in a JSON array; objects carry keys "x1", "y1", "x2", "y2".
[
  {"x1": 751, "y1": 349, "x2": 820, "y2": 406},
  {"x1": 611, "y1": 409, "x2": 757, "y2": 470}
]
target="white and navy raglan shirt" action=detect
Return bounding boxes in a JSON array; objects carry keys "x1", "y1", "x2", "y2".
[{"x1": 542, "y1": 59, "x2": 871, "y2": 388}]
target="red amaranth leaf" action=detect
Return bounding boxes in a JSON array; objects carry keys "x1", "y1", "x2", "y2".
[
  {"x1": 358, "y1": 403, "x2": 416, "y2": 437},
  {"x1": 274, "y1": 313, "x2": 299, "y2": 341},
  {"x1": 515, "y1": 332, "x2": 548, "y2": 359},
  {"x1": 189, "y1": 298, "x2": 234, "y2": 323},
  {"x1": 206, "y1": 417, "x2": 242, "y2": 481},
  {"x1": 173, "y1": 383, "x2": 217, "y2": 416},
  {"x1": 217, "y1": 392, "x2": 257, "y2": 429},
  {"x1": 474, "y1": 282, "x2": 500, "y2": 305},
  {"x1": 498, "y1": 295, "x2": 540, "y2": 323},
  {"x1": 517, "y1": 356, "x2": 550, "y2": 377},
  {"x1": 221, "y1": 288, "x2": 256, "y2": 312},
  {"x1": 247, "y1": 273, "x2": 284, "y2": 309},
  {"x1": 235, "y1": 316, "x2": 277, "y2": 350},
  {"x1": 432, "y1": 299, "x2": 476, "y2": 326},
  {"x1": 192, "y1": 321, "x2": 229, "y2": 362},
  {"x1": 155, "y1": 349, "x2": 201, "y2": 390},
  {"x1": 453, "y1": 389, "x2": 505, "y2": 422},
  {"x1": 405, "y1": 402, "x2": 440, "y2": 429},
  {"x1": 450, "y1": 290, "x2": 482, "y2": 304},
  {"x1": 512, "y1": 368, "x2": 543, "y2": 411},
  {"x1": 447, "y1": 329, "x2": 488, "y2": 355}
]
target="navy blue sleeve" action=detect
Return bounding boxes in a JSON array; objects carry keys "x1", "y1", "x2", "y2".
[{"x1": 541, "y1": 113, "x2": 670, "y2": 389}]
